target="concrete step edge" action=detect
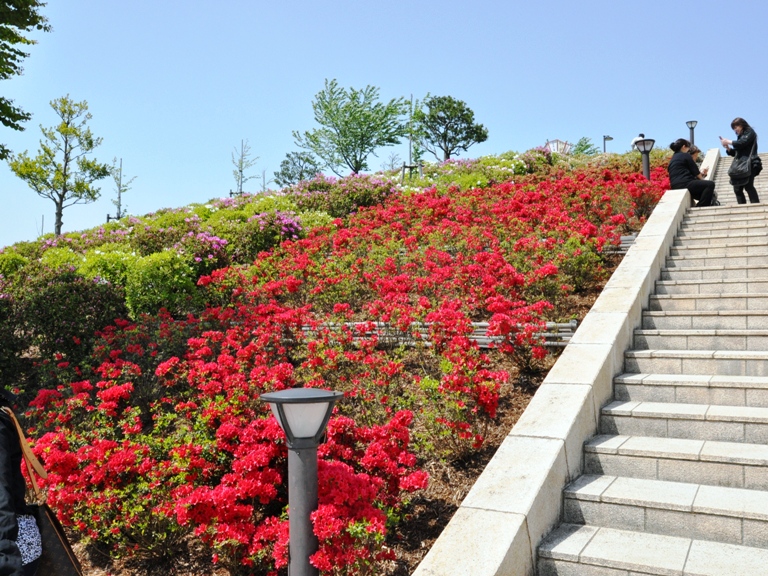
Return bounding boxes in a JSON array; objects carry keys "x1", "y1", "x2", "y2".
[
  {"x1": 585, "y1": 434, "x2": 768, "y2": 466},
  {"x1": 539, "y1": 523, "x2": 768, "y2": 575},
  {"x1": 602, "y1": 399, "x2": 768, "y2": 423},
  {"x1": 614, "y1": 372, "x2": 768, "y2": 388}
]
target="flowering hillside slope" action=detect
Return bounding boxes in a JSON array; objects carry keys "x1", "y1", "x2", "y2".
[{"x1": 2, "y1": 150, "x2": 671, "y2": 575}]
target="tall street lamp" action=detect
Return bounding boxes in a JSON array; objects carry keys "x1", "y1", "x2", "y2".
[
  {"x1": 686, "y1": 120, "x2": 698, "y2": 146},
  {"x1": 261, "y1": 388, "x2": 344, "y2": 576},
  {"x1": 603, "y1": 135, "x2": 613, "y2": 153},
  {"x1": 635, "y1": 137, "x2": 655, "y2": 180}
]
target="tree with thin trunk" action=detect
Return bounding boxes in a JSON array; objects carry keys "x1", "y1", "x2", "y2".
[
  {"x1": 8, "y1": 95, "x2": 110, "y2": 236},
  {"x1": 413, "y1": 95, "x2": 488, "y2": 161},
  {"x1": 231, "y1": 139, "x2": 258, "y2": 195},
  {"x1": 273, "y1": 151, "x2": 321, "y2": 187},
  {"x1": 293, "y1": 79, "x2": 408, "y2": 176}
]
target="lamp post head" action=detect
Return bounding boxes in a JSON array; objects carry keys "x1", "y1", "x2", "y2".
[
  {"x1": 635, "y1": 138, "x2": 655, "y2": 153},
  {"x1": 686, "y1": 120, "x2": 698, "y2": 130},
  {"x1": 261, "y1": 388, "x2": 343, "y2": 449},
  {"x1": 603, "y1": 135, "x2": 613, "y2": 142}
]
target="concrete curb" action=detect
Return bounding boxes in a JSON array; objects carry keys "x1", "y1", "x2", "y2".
[
  {"x1": 701, "y1": 148, "x2": 719, "y2": 182},
  {"x1": 411, "y1": 188, "x2": 689, "y2": 576}
]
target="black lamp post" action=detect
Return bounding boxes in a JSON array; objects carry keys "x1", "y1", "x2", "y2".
[
  {"x1": 635, "y1": 138, "x2": 655, "y2": 180},
  {"x1": 686, "y1": 120, "x2": 698, "y2": 146},
  {"x1": 260, "y1": 388, "x2": 343, "y2": 576},
  {"x1": 603, "y1": 135, "x2": 613, "y2": 153}
]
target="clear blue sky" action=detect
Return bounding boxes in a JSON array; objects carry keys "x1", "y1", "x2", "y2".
[{"x1": 1, "y1": 0, "x2": 766, "y2": 248}]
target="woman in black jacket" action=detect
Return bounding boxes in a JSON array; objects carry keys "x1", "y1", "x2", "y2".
[
  {"x1": 720, "y1": 117, "x2": 760, "y2": 204},
  {"x1": 0, "y1": 390, "x2": 40, "y2": 576},
  {"x1": 667, "y1": 138, "x2": 716, "y2": 207}
]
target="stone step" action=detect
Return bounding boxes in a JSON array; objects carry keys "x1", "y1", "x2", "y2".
[
  {"x1": 633, "y1": 329, "x2": 768, "y2": 351},
  {"x1": 539, "y1": 523, "x2": 768, "y2": 576},
  {"x1": 584, "y1": 434, "x2": 768, "y2": 489},
  {"x1": 614, "y1": 373, "x2": 768, "y2": 406},
  {"x1": 600, "y1": 400, "x2": 768, "y2": 443},
  {"x1": 624, "y1": 349, "x2": 768, "y2": 376},
  {"x1": 649, "y1": 292, "x2": 768, "y2": 311},
  {"x1": 563, "y1": 474, "x2": 768, "y2": 548},
  {"x1": 675, "y1": 229, "x2": 768, "y2": 247},
  {"x1": 666, "y1": 253, "x2": 768, "y2": 268},
  {"x1": 655, "y1": 278, "x2": 768, "y2": 294},
  {"x1": 683, "y1": 206, "x2": 768, "y2": 224},
  {"x1": 642, "y1": 310, "x2": 768, "y2": 330},
  {"x1": 669, "y1": 241, "x2": 768, "y2": 258},
  {"x1": 682, "y1": 216, "x2": 768, "y2": 232},
  {"x1": 660, "y1": 264, "x2": 768, "y2": 281}
]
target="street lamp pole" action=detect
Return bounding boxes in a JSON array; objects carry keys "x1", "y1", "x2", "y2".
[
  {"x1": 603, "y1": 135, "x2": 613, "y2": 153},
  {"x1": 260, "y1": 388, "x2": 344, "y2": 576},
  {"x1": 635, "y1": 138, "x2": 655, "y2": 180},
  {"x1": 686, "y1": 120, "x2": 698, "y2": 146}
]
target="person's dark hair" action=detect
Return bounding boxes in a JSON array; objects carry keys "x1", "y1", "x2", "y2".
[
  {"x1": 689, "y1": 145, "x2": 701, "y2": 155},
  {"x1": 670, "y1": 138, "x2": 691, "y2": 152},
  {"x1": 731, "y1": 117, "x2": 750, "y2": 130}
]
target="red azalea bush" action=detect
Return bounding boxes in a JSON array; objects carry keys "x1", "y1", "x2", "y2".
[{"x1": 22, "y1": 159, "x2": 670, "y2": 574}]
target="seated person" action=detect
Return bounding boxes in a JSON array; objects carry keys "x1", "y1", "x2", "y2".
[{"x1": 667, "y1": 139, "x2": 716, "y2": 207}]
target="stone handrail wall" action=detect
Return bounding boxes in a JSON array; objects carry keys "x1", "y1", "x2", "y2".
[{"x1": 412, "y1": 187, "x2": 690, "y2": 576}]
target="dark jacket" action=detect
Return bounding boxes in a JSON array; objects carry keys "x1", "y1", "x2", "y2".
[
  {"x1": 727, "y1": 126, "x2": 758, "y2": 159},
  {"x1": 667, "y1": 151, "x2": 701, "y2": 189},
  {"x1": 0, "y1": 410, "x2": 26, "y2": 576}
]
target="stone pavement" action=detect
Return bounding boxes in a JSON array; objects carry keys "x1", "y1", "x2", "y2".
[{"x1": 540, "y1": 152, "x2": 768, "y2": 575}]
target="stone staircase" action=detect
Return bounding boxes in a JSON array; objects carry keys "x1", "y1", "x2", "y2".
[{"x1": 538, "y1": 157, "x2": 768, "y2": 575}]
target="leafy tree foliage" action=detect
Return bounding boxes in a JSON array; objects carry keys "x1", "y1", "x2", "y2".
[
  {"x1": 413, "y1": 95, "x2": 488, "y2": 161},
  {"x1": 8, "y1": 95, "x2": 110, "y2": 235},
  {"x1": 293, "y1": 78, "x2": 408, "y2": 175},
  {"x1": 571, "y1": 136, "x2": 600, "y2": 156},
  {"x1": 0, "y1": 0, "x2": 50, "y2": 160},
  {"x1": 274, "y1": 150, "x2": 321, "y2": 187}
]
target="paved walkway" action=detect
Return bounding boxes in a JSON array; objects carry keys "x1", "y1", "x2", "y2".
[{"x1": 539, "y1": 155, "x2": 768, "y2": 575}]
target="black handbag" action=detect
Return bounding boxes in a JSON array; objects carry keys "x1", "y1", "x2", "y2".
[
  {"x1": 752, "y1": 155, "x2": 763, "y2": 176},
  {"x1": 2, "y1": 407, "x2": 85, "y2": 576},
  {"x1": 728, "y1": 140, "x2": 757, "y2": 185},
  {"x1": 29, "y1": 503, "x2": 84, "y2": 576}
]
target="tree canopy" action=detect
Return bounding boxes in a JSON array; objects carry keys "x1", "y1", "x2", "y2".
[
  {"x1": 293, "y1": 79, "x2": 408, "y2": 176},
  {"x1": 273, "y1": 151, "x2": 321, "y2": 187},
  {"x1": 8, "y1": 95, "x2": 110, "y2": 236},
  {"x1": 571, "y1": 136, "x2": 600, "y2": 156},
  {"x1": 0, "y1": 0, "x2": 50, "y2": 160},
  {"x1": 413, "y1": 95, "x2": 488, "y2": 161}
]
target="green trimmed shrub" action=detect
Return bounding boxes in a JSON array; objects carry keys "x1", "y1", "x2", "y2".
[
  {"x1": 0, "y1": 251, "x2": 28, "y2": 278},
  {"x1": 125, "y1": 251, "x2": 200, "y2": 317},
  {"x1": 14, "y1": 264, "x2": 127, "y2": 367},
  {"x1": 40, "y1": 247, "x2": 83, "y2": 270},
  {"x1": 79, "y1": 248, "x2": 137, "y2": 286}
]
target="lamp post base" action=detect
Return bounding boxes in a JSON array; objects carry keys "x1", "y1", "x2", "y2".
[{"x1": 289, "y1": 446, "x2": 319, "y2": 576}]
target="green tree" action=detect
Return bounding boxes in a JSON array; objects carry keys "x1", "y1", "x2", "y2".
[
  {"x1": 231, "y1": 138, "x2": 258, "y2": 195},
  {"x1": 0, "y1": 0, "x2": 50, "y2": 160},
  {"x1": 273, "y1": 151, "x2": 321, "y2": 187},
  {"x1": 8, "y1": 95, "x2": 110, "y2": 236},
  {"x1": 413, "y1": 95, "x2": 488, "y2": 161},
  {"x1": 571, "y1": 136, "x2": 600, "y2": 156},
  {"x1": 109, "y1": 157, "x2": 136, "y2": 220},
  {"x1": 293, "y1": 78, "x2": 408, "y2": 176}
]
